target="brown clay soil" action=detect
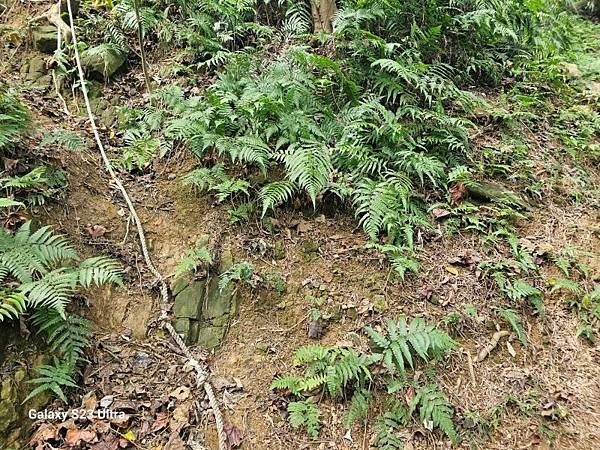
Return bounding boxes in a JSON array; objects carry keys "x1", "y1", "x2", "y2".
[{"x1": 2, "y1": 1, "x2": 600, "y2": 449}]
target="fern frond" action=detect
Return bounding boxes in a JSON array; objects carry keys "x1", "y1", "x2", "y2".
[
  {"x1": 496, "y1": 308, "x2": 527, "y2": 345},
  {"x1": 78, "y1": 256, "x2": 123, "y2": 288},
  {"x1": 410, "y1": 384, "x2": 458, "y2": 443},
  {"x1": 287, "y1": 400, "x2": 321, "y2": 438},
  {"x1": 24, "y1": 361, "x2": 77, "y2": 404},
  {"x1": 32, "y1": 309, "x2": 92, "y2": 367},
  {"x1": 270, "y1": 374, "x2": 303, "y2": 395},
  {"x1": 365, "y1": 317, "x2": 454, "y2": 375},
  {"x1": 283, "y1": 140, "x2": 332, "y2": 207},
  {"x1": 259, "y1": 181, "x2": 296, "y2": 217},
  {"x1": 0, "y1": 290, "x2": 26, "y2": 321},
  {"x1": 344, "y1": 390, "x2": 371, "y2": 428}
]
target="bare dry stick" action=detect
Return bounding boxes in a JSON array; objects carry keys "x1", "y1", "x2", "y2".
[{"x1": 475, "y1": 330, "x2": 510, "y2": 363}]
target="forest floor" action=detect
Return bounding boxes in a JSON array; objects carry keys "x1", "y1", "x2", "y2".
[{"x1": 1, "y1": 2, "x2": 600, "y2": 450}]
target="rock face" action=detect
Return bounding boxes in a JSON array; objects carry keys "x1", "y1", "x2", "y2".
[
  {"x1": 81, "y1": 47, "x2": 126, "y2": 80},
  {"x1": 0, "y1": 360, "x2": 50, "y2": 449},
  {"x1": 19, "y1": 55, "x2": 51, "y2": 90},
  {"x1": 172, "y1": 246, "x2": 238, "y2": 348},
  {"x1": 32, "y1": 25, "x2": 58, "y2": 54}
]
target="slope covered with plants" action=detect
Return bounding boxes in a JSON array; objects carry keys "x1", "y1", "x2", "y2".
[{"x1": 0, "y1": 0, "x2": 599, "y2": 449}]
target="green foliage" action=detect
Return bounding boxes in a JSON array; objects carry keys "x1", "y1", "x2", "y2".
[
  {"x1": 173, "y1": 243, "x2": 212, "y2": 277},
  {"x1": 31, "y1": 309, "x2": 92, "y2": 367},
  {"x1": 365, "y1": 317, "x2": 454, "y2": 375},
  {"x1": 218, "y1": 262, "x2": 255, "y2": 292},
  {"x1": 24, "y1": 360, "x2": 78, "y2": 404},
  {"x1": 0, "y1": 87, "x2": 29, "y2": 150},
  {"x1": 373, "y1": 401, "x2": 409, "y2": 450},
  {"x1": 0, "y1": 221, "x2": 122, "y2": 318},
  {"x1": 182, "y1": 165, "x2": 250, "y2": 202},
  {"x1": 273, "y1": 317, "x2": 456, "y2": 440},
  {"x1": 287, "y1": 400, "x2": 321, "y2": 439},
  {"x1": 0, "y1": 290, "x2": 26, "y2": 322},
  {"x1": 40, "y1": 129, "x2": 85, "y2": 151},
  {"x1": 272, "y1": 344, "x2": 373, "y2": 398},
  {"x1": 496, "y1": 308, "x2": 527, "y2": 345},
  {"x1": 1, "y1": 166, "x2": 68, "y2": 206},
  {"x1": 409, "y1": 384, "x2": 458, "y2": 443},
  {"x1": 344, "y1": 389, "x2": 371, "y2": 428}
]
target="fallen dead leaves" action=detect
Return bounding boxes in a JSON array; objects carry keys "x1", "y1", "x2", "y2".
[{"x1": 28, "y1": 333, "x2": 245, "y2": 450}]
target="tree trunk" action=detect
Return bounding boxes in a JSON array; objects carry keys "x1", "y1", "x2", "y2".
[{"x1": 310, "y1": 0, "x2": 337, "y2": 33}]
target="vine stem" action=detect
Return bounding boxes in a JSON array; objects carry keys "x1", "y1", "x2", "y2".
[{"x1": 63, "y1": 1, "x2": 226, "y2": 448}]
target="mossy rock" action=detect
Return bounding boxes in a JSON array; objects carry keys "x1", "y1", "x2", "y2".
[
  {"x1": 170, "y1": 244, "x2": 239, "y2": 348},
  {"x1": 32, "y1": 25, "x2": 58, "y2": 54},
  {"x1": 81, "y1": 47, "x2": 126, "y2": 80},
  {"x1": 173, "y1": 280, "x2": 205, "y2": 319}
]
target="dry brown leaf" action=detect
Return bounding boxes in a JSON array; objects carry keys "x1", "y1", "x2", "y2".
[
  {"x1": 29, "y1": 423, "x2": 58, "y2": 445},
  {"x1": 405, "y1": 386, "x2": 415, "y2": 404},
  {"x1": 65, "y1": 428, "x2": 97, "y2": 446},
  {"x1": 169, "y1": 386, "x2": 191, "y2": 401},
  {"x1": 86, "y1": 224, "x2": 107, "y2": 238},
  {"x1": 450, "y1": 182, "x2": 467, "y2": 205},
  {"x1": 506, "y1": 341, "x2": 516, "y2": 357},
  {"x1": 225, "y1": 422, "x2": 243, "y2": 449},
  {"x1": 445, "y1": 265, "x2": 459, "y2": 276},
  {"x1": 432, "y1": 208, "x2": 452, "y2": 219},
  {"x1": 150, "y1": 412, "x2": 169, "y2": 433},
  {"x1": 164, "y1": 432, "x2": 186, "y2": 450}
]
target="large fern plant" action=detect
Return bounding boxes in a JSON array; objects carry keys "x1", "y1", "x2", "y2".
[
  {"x1": 0, "y1": 222, "x2": 122, "y2": 319},
  {"x1": 0, "y1": 221, "x2": 122, "y2": 402}
]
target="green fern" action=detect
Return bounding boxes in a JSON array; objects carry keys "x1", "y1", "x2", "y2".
[
  {"x1": 344, "y1": 389, "x2": 371, "y2": 428},
  {"x1": 409, "y1": 384, "x2": 458, "y2": 443},
  {"x1": 218, "y1": 262, "x2": 255, "y2": 292},
  {"x1": 549, "y1": 278, "x2": 582, "y2": 295},
  {"x1": 78, "y1": 256, "x2": 124, "y2": 288},
  {"x1": 0, "y1": 222, "x2": 122, "y2": 318},
  {"x1": 283, "y1": 140, "x2": 332, "y2": 207},
  {"x1": 287, "y1": 400, "x2": 321, "y2": 438},
  {"x1": 32, "y1": 309, "x2": 92, "y2": 367},
  {"x1": 496, "y1": 308, "x2": 527, "y2": 345},
  {"x1": 182, "y1": 164, "x2": 250, "y2": 202},
  {"x1": 273, "y1": 345, "x2": 373, "y2": 399},
  {"x1": 0, "y1": 290, "x2": 26, "y2": 322},
  {"x1": 0, "y1": 87, "x2": 29, "y2": 150},
  {"x1": 24, "y1": 360, "x2": 77, "y2": 404},
  {"x1": 173, "y1": 244, "x2": 213, "y2": 277},
  {"x1": 365, "y1": 317, "x2": 454, "y2": 375},
  {"x1": 259, "y1": 181, "x2": 296, "y2": 217},
  {"x1": 373, "y1": 402, "x2": 409, "y2": 450}
]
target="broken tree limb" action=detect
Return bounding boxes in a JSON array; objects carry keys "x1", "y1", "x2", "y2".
[{"x1": 475, "y1": 330, "x2": 510, "y2": 362}]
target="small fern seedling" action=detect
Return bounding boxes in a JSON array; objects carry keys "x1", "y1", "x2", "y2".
[
  {"x1": 287, "y1": 400, "x2": 321, "y2": 438},
  {"x1": 24, "y1": 359, "x2": 78, "y2": 404},
  {"x1": 409, "y1": 384, "x2": 458, "y2": 444}
]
